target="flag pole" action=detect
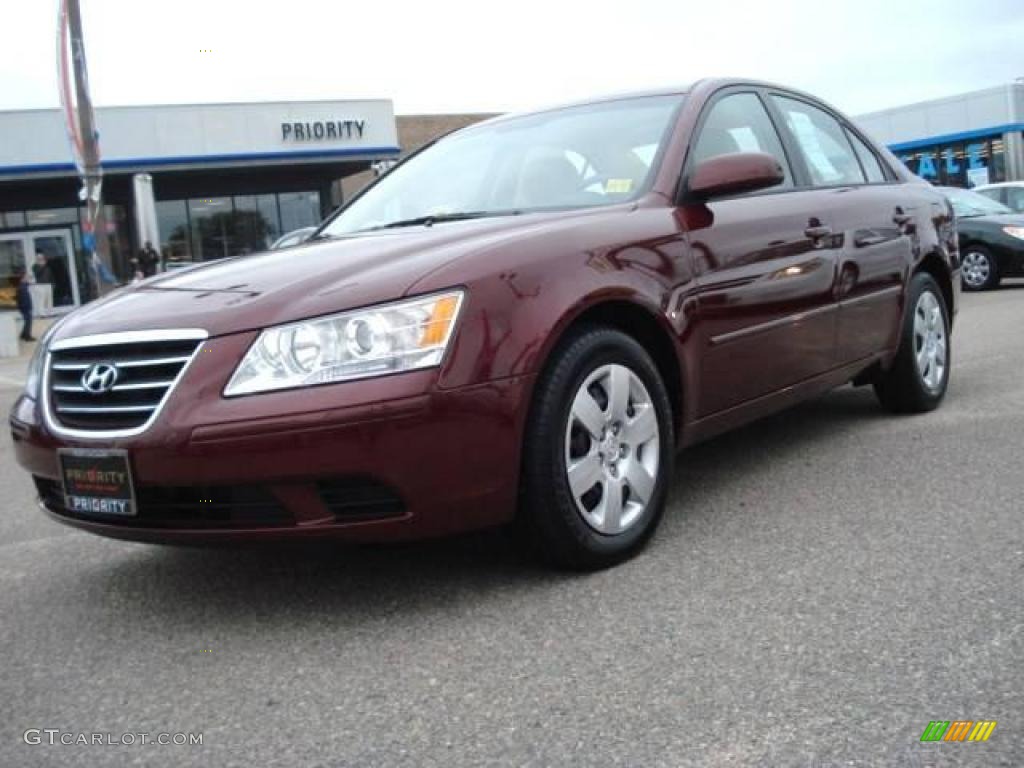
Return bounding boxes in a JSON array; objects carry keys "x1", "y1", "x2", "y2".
[{"x1": 60, "y1": 0, "x2": 112, "y2": 298}]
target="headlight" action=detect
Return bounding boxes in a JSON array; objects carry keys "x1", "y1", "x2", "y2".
[
  {"x1": 224, "y1": 290, "x2": 464, "y2": 396},
  {"x1": 1003, "y1": 226, "x2": 1024, "y2": 240}
]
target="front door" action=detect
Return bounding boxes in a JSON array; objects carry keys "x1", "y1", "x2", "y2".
[
  {"x1": 0, "y1": 236, "x2": 28, "y2": 313},
  {"x1": 683, "y1": 90, "x2": 840, "y2": 417},
  {"x1": 0, "y1": 229, "x2": 80, "y2": 315}
]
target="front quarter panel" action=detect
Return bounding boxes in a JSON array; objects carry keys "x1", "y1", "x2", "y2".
[{"x1": 414, "y1": 206, "x2": 695, "y2": 391}]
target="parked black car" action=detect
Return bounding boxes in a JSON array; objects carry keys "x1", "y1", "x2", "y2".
[{"x1": 941, "y1": 186, "x2": 1024, "y2": 291}]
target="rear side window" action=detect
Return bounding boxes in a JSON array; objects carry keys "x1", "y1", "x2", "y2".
[
  {"x1": 773, "y1": 96, "x2": 865, "y2": 186},
  {"x1": 845, "y1": 129, "x2": 887, "y2": 183},
  {"x1": 1006, "y1": 187, "x2": 1024, "y2": 212},
  {"x1": 974, "y1": 188, "x2": 1004, "y2": 205},
  {"x1": 691, "y1": 92, "x2": 793, "y2": 188}
]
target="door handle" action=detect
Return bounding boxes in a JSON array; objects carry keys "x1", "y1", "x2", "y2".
[
  {"x1": 854, "y1": 232, "x2": 888, "y2": 248},
  {"x1": 804, "y1": 225, "x2": 832, "y2": 240},
  {"x1": 893, "y1": 208, "x2": 913, "y2": 226}
]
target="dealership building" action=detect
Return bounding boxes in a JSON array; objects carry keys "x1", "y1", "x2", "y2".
[
  {"x1": 856, "y1": 80, "x2": 1024, "y2": 188},
  {"x1": 0, "y1": 99, "x2": 406, "y2": 312},
  {"x1": 0, "y1": 99, "x2": 492, "y2": 315}
]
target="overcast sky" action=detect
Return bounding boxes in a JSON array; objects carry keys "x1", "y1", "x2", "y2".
[{"x1": 1, "y1": 0, "x2": 1022, "y2": 117}]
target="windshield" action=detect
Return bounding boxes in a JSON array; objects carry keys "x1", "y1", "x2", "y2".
[
  {"x1": 321, "y1": 94, "x2": 684, "y2": 236},
  {"x1": 942, "y1": 187, "x2": 1013, "y2": 218}
]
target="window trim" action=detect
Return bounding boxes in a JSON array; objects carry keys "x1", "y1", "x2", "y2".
[
  {"x1": 765, "y1": 90, "x2": 901, "y2": 190},
  {"x1": 843, "y1": 125, "x2": 886, "y2": 184},
  {"x1": 675, "y1": 86, "x2": 800, "y2": 205},
  {"x1": 767, "y1": 92, "x2": 869, "y2": 189}
]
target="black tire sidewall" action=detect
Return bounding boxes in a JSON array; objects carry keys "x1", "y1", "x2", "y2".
[
  {"x1": 888, "y1": 273, "x2": 951, "y2": 410},
  {"x1": 523, "y1": 327, "x2": 674, "y2": 567}
]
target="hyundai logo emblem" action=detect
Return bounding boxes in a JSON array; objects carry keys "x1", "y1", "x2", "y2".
[{"x1": 81, "y1": 363, "x2": 119, "y2": 394}]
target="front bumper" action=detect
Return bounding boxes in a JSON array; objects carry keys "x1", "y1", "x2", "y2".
[{"x1": 10, "y1": 331, "x2": 533, "y2": 543}]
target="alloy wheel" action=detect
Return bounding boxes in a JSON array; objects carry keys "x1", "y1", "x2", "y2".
[
  {"x1": 563, "y1": 364, "x2": 660, "y2": 535},
  {"x1": 913, "y1": 291, "x2": 947, "y2": 394}
]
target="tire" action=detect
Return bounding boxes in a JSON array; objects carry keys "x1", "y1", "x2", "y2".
[
  {"x1": 873, "y1": 272, "x2": 950, "y2": 413},
  {"x1": 961, "y1": 245, "x2": 1000, "y2": 291},
  {"x1": 520, "y1": 326, "x2": 674, "y2": 570}
]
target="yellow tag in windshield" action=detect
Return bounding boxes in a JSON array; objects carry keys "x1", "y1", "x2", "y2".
[{"x1": 604, "y1": 179, "x2": 634, "y2": 194}]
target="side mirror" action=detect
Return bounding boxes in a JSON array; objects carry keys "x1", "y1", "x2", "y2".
[{"x1": 686, "y1": 152, "x2": 785, "y2": 201}]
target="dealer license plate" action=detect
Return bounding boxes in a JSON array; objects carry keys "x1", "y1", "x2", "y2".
[{"x1": 58, "y1": 448, "x2": 137, "y2": 517}]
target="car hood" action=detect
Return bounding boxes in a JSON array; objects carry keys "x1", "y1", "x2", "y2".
[{"x1": 53, "y1": 209, "x2": 613, "y2": 340}]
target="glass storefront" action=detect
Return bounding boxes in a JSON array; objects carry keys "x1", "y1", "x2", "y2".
[
  {"x1": 234, "y1": 194, "x2": 282, "y2": 253},
  {"x1": 188, "y1": 197, "x2": 234, "y2": 262},
  {"x1": 0, "y1": 237, "x2": 24, "y2": 310},
  {"x1": 897, "y1": 135, "x2": 1007, "y2": 188},
  {"x1": 0, "y1": 211, "x2": 26, "y2": 228},
  {"x1": 0, "y1": 229, "x2": 80, "y2": 313},
  {"x1": 1, "y1": 191, "x2": 321, "y2": 288},
  {"x1": 0, "y1": 205, "x2": 102, "y2": 308},
  {"x1": 279, "y1": 191, "x2": 322, "y2": 234},
  {"x1": 155, "y1": 200, "x2": 191, "y2": 262},
  {"x1": 160, "y1": 190, "x2": 320, "y2": 266}
]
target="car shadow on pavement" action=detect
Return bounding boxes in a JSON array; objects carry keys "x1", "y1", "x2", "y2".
[
  {"x1": 74, "y1": 385, "x2": 890, "y2": 623},
  {"x1": 672, "y1": 384, "x2": 887, "y2": 481}
]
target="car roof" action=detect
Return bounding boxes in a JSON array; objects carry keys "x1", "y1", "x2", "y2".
[
  {"x1": 460, "y1": 78, "x2": 833, "y2": 132},
  {"x1": 974, "y1": 181, "x2": 1024, "y2": 189}
]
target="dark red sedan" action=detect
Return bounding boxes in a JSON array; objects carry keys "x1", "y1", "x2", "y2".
[{"x1": 10, "y1": 79, "x2": 959, "y2": 568}]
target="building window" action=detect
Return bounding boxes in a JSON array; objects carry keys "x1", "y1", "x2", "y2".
[
  {"x1": 156, "y1": 200, "x2": 191, "y2": 263},
  {"x1": 0, "y1": 211, "x2": 27, "y2": 229},
  {"x1": 989, "y1": 137, "x2": 1007, "y2": 184},
  {"x1": 0, "y1": 238, "x2": 25, "y2": 309},
  {"x1": 233, "y1": 195, "x2": 281, "y2": 253},
  {"x1": 279, "y1": 191, "x2": 321, "y2": 234},
  {"x1": 188, "y1": 197, "x2": 234, "y2": 261},
  {"x1": 25, "y1": 207, "x2": 81, "y2": 227},
  {"x1": 898, "y1": 136, "x2": 1007, "y2": 188},
  {"x1": 153, "y1": 191, "x2": 321, "y2": 262}
]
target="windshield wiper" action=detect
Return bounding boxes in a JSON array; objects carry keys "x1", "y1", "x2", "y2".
[{"x1": 365, "y1": 210, "x2": 521, "y2": 232}]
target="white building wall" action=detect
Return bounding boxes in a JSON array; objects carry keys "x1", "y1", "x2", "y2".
[
  {"x1": 0, "y1": 100, "x2": 399, "y2": 175},
  {"x1": 855, "y1": 83, "x2": 1023, "y2": 146}
]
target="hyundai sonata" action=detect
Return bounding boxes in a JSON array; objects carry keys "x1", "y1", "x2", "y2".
[{"x1": 10, "y1": 79, "x2": 959, "y2": 568}]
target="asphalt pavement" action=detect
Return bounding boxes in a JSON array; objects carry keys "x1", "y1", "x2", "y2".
[{"x1": 1, "y1": 285, "x2": 1021, "y2": 767}]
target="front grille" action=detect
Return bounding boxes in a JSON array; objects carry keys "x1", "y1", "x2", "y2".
[
  {"x1": 35, "y1": 477, "x2": 291, "y2": 528},
  {"x1": 47, "y1": 333, "x2": 204, "y2": 433}
]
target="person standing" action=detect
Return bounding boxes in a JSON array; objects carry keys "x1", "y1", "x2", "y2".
[
  {"x1": 139, "y1": 241, "x2": 160, "y2": 277},
  {"x1": 32, "y1": 252, "x2": 54, "y2": 285},
  {"x1": 16, "y1": 270, "x2": 34, "y2": 342}
]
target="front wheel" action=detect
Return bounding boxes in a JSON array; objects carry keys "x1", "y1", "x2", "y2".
[
  {"x1": 520, "y1": 327, "x2": 674, "y2": 570},
  {"x1": 873, "y1": 272, "x2": 950, "y2": 413}
]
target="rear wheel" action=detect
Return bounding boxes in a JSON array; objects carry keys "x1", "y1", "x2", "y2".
[
  {"x1": 520, "y1": 327, "x2": 674, "y2": 569},
  {"x1": 961, "y1": 246, "x2": 999, "y2": 291},
  {"x1": 874, "y1": 272, "x2": 950, "y2": 413}
]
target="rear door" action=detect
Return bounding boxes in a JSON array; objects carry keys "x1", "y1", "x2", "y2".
[
  {"x1": 768, "y1": 95, "x2": 911, "y2": 364},
  {"x1": 683, "y1": 90, "x2": 842, "y2": 417}
]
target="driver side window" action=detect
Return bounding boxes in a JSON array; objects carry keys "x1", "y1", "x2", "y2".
[{"x1": 691, "y1": 92, "x2": 793, "y2": 188}]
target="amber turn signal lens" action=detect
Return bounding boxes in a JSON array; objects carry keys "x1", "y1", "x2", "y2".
[{"x1": 420, "y1": 295, "x2": 460, "y2": 347}]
